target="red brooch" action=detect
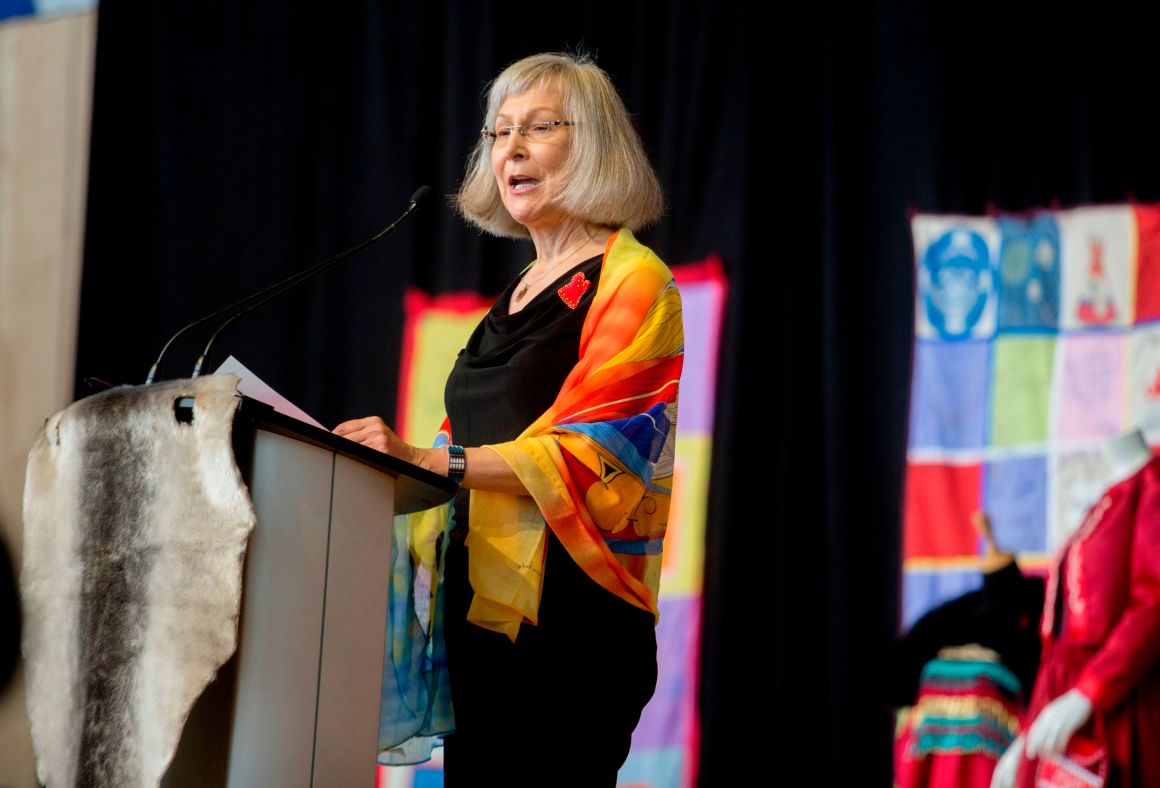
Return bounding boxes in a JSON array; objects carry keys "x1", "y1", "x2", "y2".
[{"x1": 557, "y1": 272, "x2": 592, "y2": 309}]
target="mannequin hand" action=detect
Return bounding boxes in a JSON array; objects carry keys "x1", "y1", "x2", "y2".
[
  {"x1": 990, "y1": 735, "x2": 1024, "y2": 788},
  {"x1": 1024, "y1": 689, "x2": 1093, "y2": 759}
]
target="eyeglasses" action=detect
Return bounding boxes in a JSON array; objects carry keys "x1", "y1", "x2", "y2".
[{"x1": 480, "y1": 120, "x2": 577, "y2": 144}]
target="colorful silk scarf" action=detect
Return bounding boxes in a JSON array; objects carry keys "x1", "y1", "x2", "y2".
[{"x1": 467, "y1": 227, "x2": 683, "y2": 640}]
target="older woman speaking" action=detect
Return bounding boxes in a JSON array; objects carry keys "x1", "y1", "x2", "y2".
[{"x1": 335, "y1": 51, "x2": 683, "y2": 785}]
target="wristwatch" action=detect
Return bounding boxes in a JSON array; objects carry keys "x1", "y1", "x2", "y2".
[{"x1": 446, "y1": 444, "x2": 466, "y2": 484}]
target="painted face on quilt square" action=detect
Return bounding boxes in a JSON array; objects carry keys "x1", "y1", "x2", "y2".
[{"x1": 490, "y1": 84, "x2": 573, "y2": 233}]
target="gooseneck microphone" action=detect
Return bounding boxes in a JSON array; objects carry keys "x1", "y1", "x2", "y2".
[{"x1": 143, "y1": 186, "x2": 431, "y2": 384}]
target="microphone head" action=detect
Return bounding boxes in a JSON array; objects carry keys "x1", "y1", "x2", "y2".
[{"x1": 409, "y1": 185, "x2": 432, "y2": 207}]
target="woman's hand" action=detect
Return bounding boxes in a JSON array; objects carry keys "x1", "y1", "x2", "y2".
[
  {"x1": 334, "y1": 417, "x2": 530, "y2": 494},
  {"x1": 333, "y1": 416, "x2": 422, "y2": 466}
]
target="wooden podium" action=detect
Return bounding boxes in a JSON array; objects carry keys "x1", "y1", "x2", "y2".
[{"x1": 161, "y1": 397, "x2": 455, "y2": 787}]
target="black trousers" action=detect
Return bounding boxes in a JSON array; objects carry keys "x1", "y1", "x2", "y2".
[{"x1": 442, "y1": 526, "x2": 658, "y2": 787}]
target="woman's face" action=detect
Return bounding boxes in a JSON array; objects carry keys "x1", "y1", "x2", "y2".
[{"x1": 490, "y1": 84, "x2": 573, "y2": 234}]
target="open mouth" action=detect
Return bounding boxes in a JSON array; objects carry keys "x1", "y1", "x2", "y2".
[{"x1": 509, "y1": 175, "x2": 540, "y2": 192}]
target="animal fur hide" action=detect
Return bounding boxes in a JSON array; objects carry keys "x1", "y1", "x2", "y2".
[{"x1": 21, "y1": 374, "x2": 256, "y2": 787}]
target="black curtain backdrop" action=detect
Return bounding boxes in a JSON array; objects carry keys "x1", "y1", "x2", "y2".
[{"x1": 74, "y1": 2, "x2": 1160, "y2": 785}]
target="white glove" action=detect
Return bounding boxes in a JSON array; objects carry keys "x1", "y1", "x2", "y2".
[
  {"x1": 1024, "y1": 688, "x2": 1093, "y2": 758},
  {"x1": 990, "y1": 734, "x2": 1024, "y2": 788}
]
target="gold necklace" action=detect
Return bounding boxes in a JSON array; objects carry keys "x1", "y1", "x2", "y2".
[{"x1": 514, "y1": 242, "x2": 589, "y2": 303}]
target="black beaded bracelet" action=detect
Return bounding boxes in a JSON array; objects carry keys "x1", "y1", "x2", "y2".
[{"x1": 447, "y1": 444, "x2": 467, "y2": 484}]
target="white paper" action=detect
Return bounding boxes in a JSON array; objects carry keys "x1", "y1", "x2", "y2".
[{"x1": 213, "y1": 355, "x2": 326, "y2": 430}]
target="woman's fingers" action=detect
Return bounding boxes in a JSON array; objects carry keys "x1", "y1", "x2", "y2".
[
  {"x1": 333, "y1": 415, "x2": 385, "y2": 436},
  {"x1": 333, "y1": 416, "x2": 396, "y2": 451},
  {"x1": 331, "y1": 416, "x2": 420, "y2": 465}
]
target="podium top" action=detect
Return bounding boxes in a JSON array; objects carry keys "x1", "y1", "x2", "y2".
[{"x1": 233, "y1": 396, "x2": 457, "y2": 515}]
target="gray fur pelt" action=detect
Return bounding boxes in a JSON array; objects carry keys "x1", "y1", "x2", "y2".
[{"x1": 21, "y1": 374, "x2": 256, "y2": 787}]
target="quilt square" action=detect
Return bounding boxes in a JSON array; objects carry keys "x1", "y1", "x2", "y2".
[
  {"x1": 908, "y1": 340, "x2": 990, "y2": 450},
  {"x1": 1134, "y1": 204, "x2": 1160, "y2": 324},
  {"x1": 903, "y1": 463, "x2": 982, "y2": 560},
  {"x1": 989, "y1": 336, "x2": 1055, "y2": 447},
  {"x1": 617, "y1": 749, "x2": 683, "y2": 788},
  {"x1": 1054, "y1": 333, "x2": 1126, "y2": 442},
  {"x1": 901, "y1": 570, "x2": 983, "y2": 632},
  {"x1": 673, "y1": 262, "x2": 726, "y2": 434},
  {"x1": 912, "y1": 216, "x2": 1000, "y2": 341},
  {"x1": 1048, "y1": 446, "x2": 1112, "y2": 549},
  {"x1": 981, "y1": 455, "x2": 1048, "y2": 554},
  {"x1": 397, "y1": 289, "x2": 491, "y2": 444},
  {"x1": 997, "y1": 214, "x2": 1061, "y2": 331},
  {"x1": 1058, "y1": 205, "x2": 1135, "y2": 329},
  {"x1": 1129, "y1": 324, "x2": 1160, "y2": 445},
  {"x1": 632, "y1": 597, "x2": 698, "y2": 750},
  {"x1": 662, "y1": 435, "x2": 709, "y2": 596}
]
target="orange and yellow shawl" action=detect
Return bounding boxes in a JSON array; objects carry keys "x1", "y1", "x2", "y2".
[
  {"x1": 379, "y1": 228, "x2": 682, "y2": 761},
  {"x1": 467, "y1": 227, "x2": 683, "y2": 640}
]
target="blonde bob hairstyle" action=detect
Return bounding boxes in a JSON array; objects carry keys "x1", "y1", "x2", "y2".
[{"x1": 455, "y1": 52, "x2": 664, "y2": 239}]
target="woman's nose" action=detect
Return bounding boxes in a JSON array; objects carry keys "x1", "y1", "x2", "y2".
[{"x1": 505, "y1": 138, "x2": 527, "y2": 159}]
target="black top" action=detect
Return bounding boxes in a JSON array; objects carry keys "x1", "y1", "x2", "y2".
[
  {"x1": 441, "y1": 249, "x2": 604, "y2": 630},
  {"x1": 444, "y1": 253, "x2": 603, "y2": 449}
]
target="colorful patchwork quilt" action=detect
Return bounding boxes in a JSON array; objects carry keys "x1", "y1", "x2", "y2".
[{"x1": 903, "y1": 203, "x2": 1160, "y2": 629}]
